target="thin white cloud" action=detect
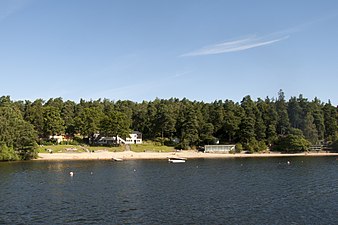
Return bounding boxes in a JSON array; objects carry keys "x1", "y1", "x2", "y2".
[
  {"x1": 181, "y1": 13, "x2": 338, "y2": 57},
  {"x1": 0, "y1": 0, "x2": 32, "y2": 22},
  {"x1": 181, "y1": 35, "x2": 289, "y2": 57}
]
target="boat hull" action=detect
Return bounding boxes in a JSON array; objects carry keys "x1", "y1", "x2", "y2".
[{"x1": 168, "y1": 158, "x2": 186, "y2": 163}]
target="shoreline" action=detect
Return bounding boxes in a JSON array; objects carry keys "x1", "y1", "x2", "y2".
[{"x1": 35, "y1": 151, "x2": 338, "y2": 161}]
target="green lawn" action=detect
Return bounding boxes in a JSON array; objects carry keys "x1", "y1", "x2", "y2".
[
  {"x1": 86, "y1": 145, "x2": 124, "y2": 152},
  {"x1": 37, "y1": 142, "x2": 174, "y2": 153},
  {"x1": 129, "y1": 142, "x2": 175, "y2": 152},
  {"x1": 37, "y1": 144, "x2": 124, "y2": 153}
]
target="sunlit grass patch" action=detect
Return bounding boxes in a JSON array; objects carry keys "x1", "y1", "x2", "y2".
[{"x1": 130, "y1": 141, "x2": 175, "y2": 152}]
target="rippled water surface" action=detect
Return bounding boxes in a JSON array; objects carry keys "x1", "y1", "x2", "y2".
[{"x1": 0, "y1": 157, "x2": 337, "y2": 224}]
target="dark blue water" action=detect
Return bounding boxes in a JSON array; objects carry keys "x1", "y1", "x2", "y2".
[{"x1": 0, "y1": 157, "x2": 337, "y2": 224}]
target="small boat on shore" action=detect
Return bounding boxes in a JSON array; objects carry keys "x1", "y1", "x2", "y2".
[
  {"x1": 168, "y1": 157, "x2": 186, "y2": 163},
  {"x1": 112, "y1": 158, "x2": 124, "y2": 162}
]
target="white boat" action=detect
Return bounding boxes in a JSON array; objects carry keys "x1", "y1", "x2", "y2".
[
  {"x1": 112, "y1": 158, "x2": 124, "y2": 162},
  {"x1": 168, "y1": 157, "x2": 186, "y2": 163}
]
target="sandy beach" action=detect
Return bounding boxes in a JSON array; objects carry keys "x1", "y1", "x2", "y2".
[{"x1": 36, "y1": 150, "x2": 338, "y2": 161}]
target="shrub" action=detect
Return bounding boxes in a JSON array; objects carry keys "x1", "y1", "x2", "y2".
[
  {"x1": 257, "y1": 141, "x2": 267, "y2": 152},
  {"x1": 331, "y1": 140, "x2": 338, "y2": 152},
  {"x1": 0, "y1": 145, "x2": 19, "y2": 161},
  {"x1": 243, "y1": 139, "x2": 268, "y2": 153},
  {"x1": 273, "y1": 134, "x2": 310, "y2": 153},
  {"x1": 61, "y1": 140, "x2": 79, "y2": 145},
  {"x1": 229, "y1": 149, "x2": 236, "y2": 154},
  {"x1": 235, "y1": 143, "x2": 243, "y2": 153}
]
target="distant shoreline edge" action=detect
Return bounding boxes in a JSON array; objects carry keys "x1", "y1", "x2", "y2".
[{"x1": 35, "y1": 151, "x2": 338, "y2": 161}]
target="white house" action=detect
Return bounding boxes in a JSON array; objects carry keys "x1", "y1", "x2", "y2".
[
  {"x1": 125, "y1": 131, "x2": 143, "y2": 144},
  {"x1": 94, "y1": 131, "x2": 143, "y2": 145},
  {"x1": 49, "y1": 135, "x2": 64, "y2": 144}
]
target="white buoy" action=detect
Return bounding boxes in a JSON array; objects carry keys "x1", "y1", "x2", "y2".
[
  {"x1": 69, "y1": 171, "x2": 74, "y2": 176},
  {"x1": 287, "y1": 161, "x2": 290, "y2": 165}
]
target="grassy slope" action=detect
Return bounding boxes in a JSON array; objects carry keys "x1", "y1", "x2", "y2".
[
  {"x1": 37, "y1": 142, "x2": 174, "y2": 153},
  {"x1": 37, "y1": 145, "x2": 124, "y2": 153},
  {"x1": 130, "y1": 142, "x2": 175, "y2": 152}
]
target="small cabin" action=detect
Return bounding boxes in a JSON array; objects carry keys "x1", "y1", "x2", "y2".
[
  {"x1": 97, "y1": 137, "x2": 118, "y2": 145},
  {"x1": 125, "y1": 131, "x2": 143, "y2": 144},
  {"x1": 204, "y1": 145, "x2": 236, "y2": 153}
]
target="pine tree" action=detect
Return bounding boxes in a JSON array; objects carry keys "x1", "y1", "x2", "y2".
[{"x1": 276, "y1": 90, "x2": 290, "y2": 135}]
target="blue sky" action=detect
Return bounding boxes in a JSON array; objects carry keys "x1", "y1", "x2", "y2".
[{"x1": 1, "y1": 0, "x2": 338, "y2": 105}]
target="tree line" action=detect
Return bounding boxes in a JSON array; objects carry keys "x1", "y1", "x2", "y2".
[{"x1": 0, "y1": 90, "x2": 337, "y2": 160}]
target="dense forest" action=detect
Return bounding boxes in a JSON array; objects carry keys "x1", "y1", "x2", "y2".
[{"x1": 0, "y1": 90, "x2": 337, "y2": 160}]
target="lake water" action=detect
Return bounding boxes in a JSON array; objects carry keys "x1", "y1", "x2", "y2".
[{"x1": 0, "y1": 157, "x2": 337, "y2": 224}]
